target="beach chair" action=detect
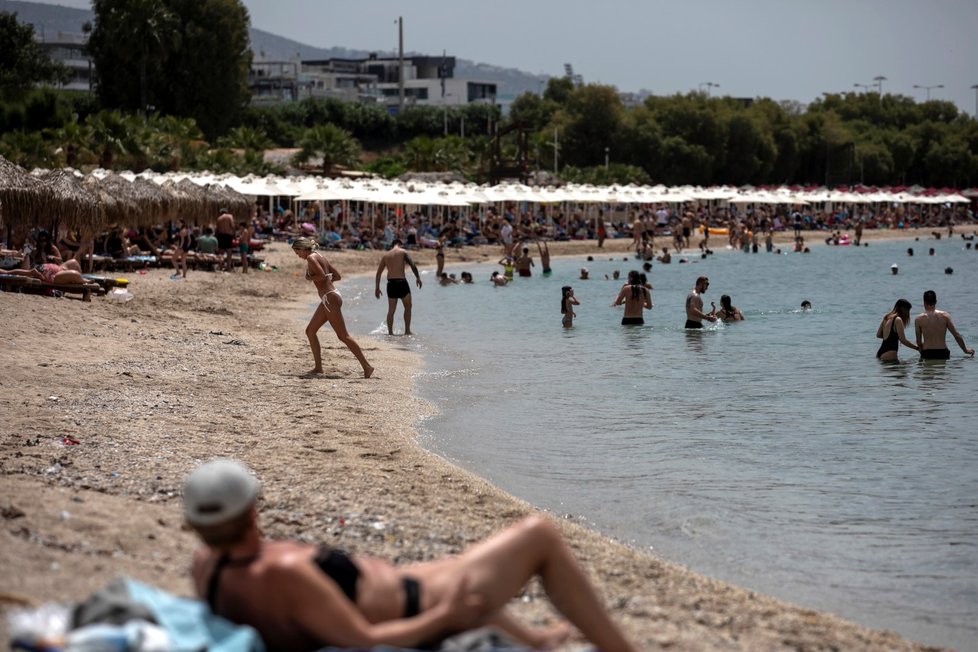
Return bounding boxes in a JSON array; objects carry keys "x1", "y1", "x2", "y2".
[{"x1": 0, "y1": 274, "x2": 103, "y2": 301}]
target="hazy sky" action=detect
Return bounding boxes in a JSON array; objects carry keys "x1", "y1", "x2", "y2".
[{"x1": 39, "y1": 0, "x2": 978, "y2": 115}]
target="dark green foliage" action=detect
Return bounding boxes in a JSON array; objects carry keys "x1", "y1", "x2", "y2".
[
  {"x1": 0, "y1": 11, "x2": 70, "y2": 99},
  {"x1": 86, "y1": 0, "x2": 251, "y2": 139}
]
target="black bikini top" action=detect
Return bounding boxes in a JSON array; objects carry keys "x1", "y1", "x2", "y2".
[{"x1": 205, "y1": 546, "x2": 359, "y2": 613}]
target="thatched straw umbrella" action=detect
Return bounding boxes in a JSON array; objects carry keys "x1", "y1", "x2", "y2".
[
  {"x1": 204, "y1": 183, "x2": 252, "y2": 221},
  {"x1": 168, "y1": 178, "x2": 209, "y2": 225},
  {"x1": 127, "y1": 177, "x2": 175, "y2": 226},
  {"x1": 0, "y1": 154, "x2": 49, "y2": 233},
  {"x1": 34, "y1": 169, "x2": 103, "y2": 234},
  {"x1": 81, "y1": 174, "x2": 136, "y2": 228}
]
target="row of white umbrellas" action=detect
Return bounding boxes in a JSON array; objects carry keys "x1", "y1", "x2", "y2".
[{"x1": 93, "y1": 169, "x2": 972, "y2": 207}]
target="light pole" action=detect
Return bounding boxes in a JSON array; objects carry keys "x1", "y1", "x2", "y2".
[
  {"x1": 873, "y1": 75, "x2": 887, "y2": 104},
  {"x1": 971, "y1": 84, "x2": 978, "y2": 118},
  {"x1": 698, "y1": 81, "x2": 719, "y2": 96},
  {"x1": 912, "y1": 84, "x2": 943, "y2": 101},
  {"x1": 604, "y1": 147, "x2": 610, "y2": 170},
  {"x1": 853, "y1": 83, "x2": 873, "y2": 93}
]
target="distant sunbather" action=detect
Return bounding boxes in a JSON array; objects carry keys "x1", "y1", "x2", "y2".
[
  {"x1": 184, "y1": 459, "x2": 638, "y2": 651},
  {"x1": 4, "y1": 259, "x2": 85, "y2": 284}
]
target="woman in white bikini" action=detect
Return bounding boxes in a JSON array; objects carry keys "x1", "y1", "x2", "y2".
[{"x1": 292, "y1": 238, "x2": 373, "y2": 378}]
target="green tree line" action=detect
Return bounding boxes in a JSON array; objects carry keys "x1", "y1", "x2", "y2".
[{"x1": 3, "y1": 4, "x2": 977, "y2": 187}]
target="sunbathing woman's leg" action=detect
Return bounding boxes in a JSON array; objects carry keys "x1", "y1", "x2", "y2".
[
  {"x1": 2, "y1": 268, "x2": 43, "y2": 279},
  {"x1": 408, "y1": 515, "x2": 636, "y2": 652},
  {"x1": 324, "y1": 294, "x2": 373, "y2": 378},
  {"x1": 304, "y1": 304, "x2": 329, "y2": 374}
]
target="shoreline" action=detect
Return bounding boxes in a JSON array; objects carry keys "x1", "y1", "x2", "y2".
[{"x1": 0, "y1": 230, "x2": 949, "y2": 650}]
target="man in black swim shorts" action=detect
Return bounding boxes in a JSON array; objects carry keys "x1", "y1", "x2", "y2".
[
  {"x1": 684, "y1": 276, "x2": 717, "y2": 329},
  {"x1": 375, "y1": 239, "x2": 423, "y2": 335},
  {"x1": 914, "y1": 289, "x2": 974, "y2": 359}
]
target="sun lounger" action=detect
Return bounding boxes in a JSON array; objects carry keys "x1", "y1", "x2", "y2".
[
  {"x1": 108, "y1": 255, "x2": 157, "y2": 272},
  {"x1": 0, "y1": 274, "x2": 104, "y2": 302}
]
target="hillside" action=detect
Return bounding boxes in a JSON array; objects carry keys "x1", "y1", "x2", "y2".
[{"x1": 2, "y1": 0, "x2": 547, "y2": 101}]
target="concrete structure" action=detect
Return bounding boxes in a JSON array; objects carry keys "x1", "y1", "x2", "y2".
[
  {"x1": 33, "y1": 30, "x2": 92, "y2": 92},
  {"x1": 249, "y1": 52, "x2": 497, "y2": 111}
]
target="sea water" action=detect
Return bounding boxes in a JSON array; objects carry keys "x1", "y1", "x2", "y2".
[{"x1": 334, "y1": 238, "x2": 977, "y2": 650}]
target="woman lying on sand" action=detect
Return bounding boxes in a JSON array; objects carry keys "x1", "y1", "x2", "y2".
[
  {"x1": 291, "y1": 238, "x2": 373, "y2": 378},
  {"x1": 185, "y1": 459, "x2": 638, "y2": 651}
]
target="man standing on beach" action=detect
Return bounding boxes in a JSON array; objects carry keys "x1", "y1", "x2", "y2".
[
  {"x1": 216, "y1": 209, "x2": 235, "y2": 272},
  {"x1": 914, "y1": 290, "x2": 974, "y2": 359},
  {"x1": 375, "y1": 239, "x2": 422, "y2": 335},
  {"x1": 685, "y1": 276, "x2": 717, "y2": 329}
]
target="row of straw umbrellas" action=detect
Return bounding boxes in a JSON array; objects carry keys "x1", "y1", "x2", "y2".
[{"x1": 0, "y1": 156, "x2": 253, "y2": 236}]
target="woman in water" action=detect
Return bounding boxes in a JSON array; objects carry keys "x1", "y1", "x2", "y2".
[
  {"x1": 875, "y1": 298, "x2": 918, "y2": 361},
  {"x1": 613, "y1": 270, "x2": 652, "y2": 325},
  {"x1": 561, "y1": 286, "x2": 580, "y2": 327},
  {"x1": 715, "y1": 294, "x2": 744, "y2": 322},
  {"x1": 291, "y1": 238, "x2": 373, "y2": 378}
]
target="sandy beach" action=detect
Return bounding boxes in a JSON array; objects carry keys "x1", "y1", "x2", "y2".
[{"x1": 0, "y1": 227, "x2": 952, "y2": 650}]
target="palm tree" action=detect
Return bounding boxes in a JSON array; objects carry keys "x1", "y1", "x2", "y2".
[
  {"x1": 45, "y1": 119, "x2": 95, "y2": 168},
  {"x1": 218, "y1": 126, "x2": 272, "y2": 151},
  {"x1": 403, "y1": 136, "x2": 436, "y2": 171},
  {"x1": 294, "y1": 124, "x2": 360, "y2": 176},
  {"x1": 86, "y1": 110, "x2": 138, "y2": 169}
]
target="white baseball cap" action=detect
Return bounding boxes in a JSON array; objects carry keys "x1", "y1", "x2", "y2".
[{"x1": 183, "y1": 459, "x2": 260, "y2": 526}]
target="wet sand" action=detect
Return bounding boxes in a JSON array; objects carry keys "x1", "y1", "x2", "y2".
[{"x1": 0, "y1": 228, "x2": 949, "y2": 650}]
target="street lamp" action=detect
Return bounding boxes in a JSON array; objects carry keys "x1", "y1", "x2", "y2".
[
  {"x1": 912, "y1": 84, "x2": 943, "y2": 101},
  {"x1": 873, "y1": 75, "x2": 887, "y2": 104},
  {"x1": 971, "y1": 84, "x2": 978, "y2": 118},
  {"x1": 698, "y1": 81, "x2": 719, "y2": 96},
  {"x1": 853, "y1": 83, "x2": 873, "y2": 93},
  {"x1": 604, "y1": 147, "x2": 610, "y2": 170}
]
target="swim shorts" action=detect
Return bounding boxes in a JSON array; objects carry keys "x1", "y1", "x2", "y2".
[
  {"x1": 920, "y1": 348, "x2": 950, "y2": 360},
  {"x1": 685, "y1": 320, "x2": 703, "y2": 329},
  {"x1": 217, "y1": 233, "x2": 233, "y2": 250},
  {"x1": 518, "y1": 269, "x2": 531, "y2": 277},
  {"x1": 39, "y1": 263, "x2": 61, "y2": 283},
  {"x1": 387, "y1": 278, "x2": 411, "y2": 299},
  {"x1": 621, "y1": 317, "x2": 644, "y2": 325}
]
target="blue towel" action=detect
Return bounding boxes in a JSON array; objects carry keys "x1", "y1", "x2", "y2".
[{"x1": 123, "y1": 578, "x2": 264, "y2": 652}]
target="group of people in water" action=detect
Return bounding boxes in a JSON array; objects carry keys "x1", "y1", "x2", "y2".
[
  {"x1": 290, "y1": 233, "x2": 973, "y2": 380},
  {"x1": 876, "y1": 290, "x2": 974, "y2": 361}
]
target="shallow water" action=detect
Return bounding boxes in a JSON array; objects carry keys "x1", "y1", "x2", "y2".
[{"x1": 335, "y1": 238, "x2": 977, "y2": 650}]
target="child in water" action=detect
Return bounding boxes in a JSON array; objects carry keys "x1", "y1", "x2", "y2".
[{"x1": 561, "y1": 286, "x2": 580, "y2": 327}]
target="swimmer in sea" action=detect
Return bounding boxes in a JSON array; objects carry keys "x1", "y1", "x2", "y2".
[
  {"x1": 914, "y1": 290, "x2": 974, "y2": 359},
  {"x1": 537, "y1": 241, "x2": 552, "y2": 276},
  {"x1": 875, "y1": 298, "x2": 917, "y2": 361},
  {"x1": 685, "y1": 276, "x2": 717, "y2": 329},
  {"x1": 561, "y1": 286, "x2": 580, "y2": 327},
  {"x1": 715, "y1": 294, "x2": 744, "y2": 322},
  {"x1": 613, "y1": 270, "x2": 652, "y2": 326}
]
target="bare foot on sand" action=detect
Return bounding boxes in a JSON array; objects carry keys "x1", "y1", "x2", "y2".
[
  {"x1": 363, "y1": 365, "x2": 374, "y2": 379},
  {"x1": 303, "y1": 368, "x2": 323, "y2": 377}
]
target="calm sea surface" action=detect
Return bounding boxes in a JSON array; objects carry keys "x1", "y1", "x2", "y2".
[{"x1": 330, "y1": 238, "x2": 977, "y2": 650}]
